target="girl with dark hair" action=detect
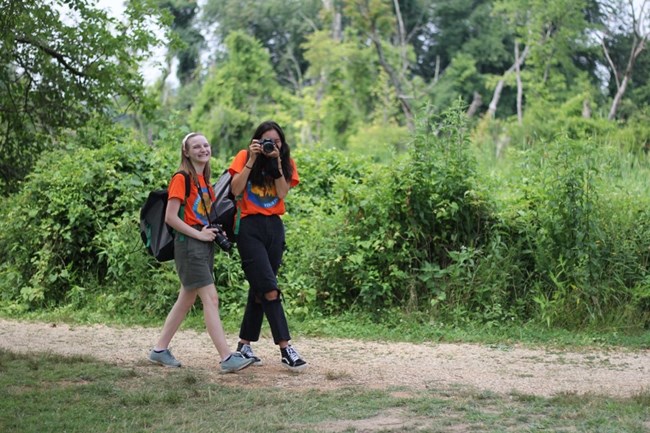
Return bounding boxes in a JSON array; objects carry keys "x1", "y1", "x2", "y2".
[
  {"x1": 147, "y1": 132, "x2": 253, "y2": 373},
  {"x1": 228, "y1": 121, "x2": 307, "y2": 371}
]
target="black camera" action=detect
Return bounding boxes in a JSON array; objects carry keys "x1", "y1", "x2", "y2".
[
  {"x1": 209, "y1": 224, "x2": 233, "y2": 252},
  {"x1": 260, "y1": 138, "x2": 276, "y2": 154}
]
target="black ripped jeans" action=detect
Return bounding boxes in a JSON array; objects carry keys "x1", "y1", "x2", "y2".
[{"x1": 236, "y1": 214, "x2": 290, "y2": 344}]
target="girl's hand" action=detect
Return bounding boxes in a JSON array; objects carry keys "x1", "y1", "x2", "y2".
[
  {"x1": 249, "y1": 140, "x2": 262, "y2": 155},
  {"x1": 198, "y1": 226, "x2": 218, "y2": 242},
  {"x1": 247, "y1": 140, "x2": 262, "y2": 167},
  {"x1": 266, "y1": 145, "x2": 280, "y2": 159}
]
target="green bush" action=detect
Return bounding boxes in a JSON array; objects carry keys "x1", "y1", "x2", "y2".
[
  {"x1": 491, "y1": 138, "x2": 650, "y2": 329},
  {"x1": 280, "y1": 147, "x2": 375, "y2": 314},
  {"x1": 289, "y1": 104, "x2": 497, "y2": 314},
  {"x1": 0, "y1": 124, "x2": 176, "y2": 311},
  {"x1": 2, "y1": 106, "x2": 649, "y2": 332}
]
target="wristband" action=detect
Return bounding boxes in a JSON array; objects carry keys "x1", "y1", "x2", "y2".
[{"x1": 245, "y1": 165, "x2": 253, "y2": 169}]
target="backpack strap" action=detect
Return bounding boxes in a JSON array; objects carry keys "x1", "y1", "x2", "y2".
[
  {"x1": 233, "y1": 193, "x2": 243, "y2": 236},
  {"x1": 174, "y1": 171, "x2": 191, "y2": 199}
]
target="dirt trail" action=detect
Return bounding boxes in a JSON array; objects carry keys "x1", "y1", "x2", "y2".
[{"x1": 1, "y1": 318, "x2": 648, "y2": 398}]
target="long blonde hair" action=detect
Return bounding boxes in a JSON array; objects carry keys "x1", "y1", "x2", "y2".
[{"x1": 179, "y1": 132, "x2": 212, "y2": 187}]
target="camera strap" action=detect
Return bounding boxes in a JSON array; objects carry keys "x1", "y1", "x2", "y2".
[{"x1": 233, "y1": 193, "x2": 243, "y2": 236}]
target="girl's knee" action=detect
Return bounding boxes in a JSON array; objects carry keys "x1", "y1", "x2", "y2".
[
  {"x1": 200, "y1": 291, "x2": 220, "y2": 308},
  {"x1": 177, "y1": 289, "x2": 197, "y2": 307},
  {"x1": 263, "y1": 290, "x2": 279, "y2": 302}
]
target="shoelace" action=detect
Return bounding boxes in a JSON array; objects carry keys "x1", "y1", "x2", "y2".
[
  {"x1": 285, "y1": 346, "x2": 301, "y2": 362},
  {"x1": 240, "y1": 345, "x2": 254, "y2": 357}
]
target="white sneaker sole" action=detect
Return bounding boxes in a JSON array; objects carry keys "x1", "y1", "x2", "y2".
[
  {"x1": 281, "y1": 362, "x2": 308, "y2": 372},
  {"x1": 147, "y1": 357, "x2": 182, "y2": 368},
  {"x1": 219, "y1": 358, "x2": 254, "y2": 374}
]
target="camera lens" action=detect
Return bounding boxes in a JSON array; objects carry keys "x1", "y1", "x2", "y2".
[
  {"x1": 261, "y1": 138, "x2": 275, "y2": 153},
  {"x1": 215, "y1": 232, "x2": 232, "y2": 252},
  {"x1": 208, "y1": 224, "x2": 232, "y2": 252}
]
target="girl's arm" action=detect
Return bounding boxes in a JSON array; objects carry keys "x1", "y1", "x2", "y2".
[
  {"x1": 273, "y1": 157, "x2": 290, "y2": 199},
  {"x1": 231, "y1": 142, "x2": 260, "y2": 195}
]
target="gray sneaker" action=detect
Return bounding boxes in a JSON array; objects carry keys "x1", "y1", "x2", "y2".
[
  {"x1": 148, "y1": 348, "x2": 182, "y2": 368},
  {"x1": 237, "y1": 342, "x2": 263, "y2": 365},
  {"x1": 220, "y1": 352, "x2": 254, "y2": 373}
]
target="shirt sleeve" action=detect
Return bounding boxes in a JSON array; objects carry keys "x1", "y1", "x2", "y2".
[
  {"x1": 228, "y1": 150, "x2": 248, "y2": 176},
  {"x1": 167, "y1": 172, "x2": 187, "y2": 201},
  {"x1": 289, "y1": 159, "x2": 299, "y2": 188}
]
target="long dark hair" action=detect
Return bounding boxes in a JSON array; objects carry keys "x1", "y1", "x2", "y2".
[{"x1": 248, "y1": 120, "x2": 293, "y2": 187}]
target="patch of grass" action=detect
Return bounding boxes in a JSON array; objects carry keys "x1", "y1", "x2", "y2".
[
  {"x1": 0, "y1": 349, "x2": 648, "y2": 433},
  {"x1": 291, "y1": 310, "x2": 650, "y2": 349}
]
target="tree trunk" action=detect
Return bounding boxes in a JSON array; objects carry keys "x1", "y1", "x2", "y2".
[
  {"x1": 369, "y1": 30, "x2": 414, "y2": 129},
  {"x1": 322, "y1": 0, "x2": 342, "y2": 41},
  {"x1": 393, "y1": 0, "x2": 408, "y2": 74},
  {"x1": 608, "y1": 37, "x2": 646, "y2": 120},
  {"x1": 609, "y1": 75, "x2": 630, "y2": 120},
  {"x1": 467, "y1": 92, "x2": 483, "y2": 117},
  {"x1": 486, "y1": 45, "x2": 529, "y2": 119},
  {"x1": 434, "y1": 55, "x2": 440, "y2": 84},
  {"x1": 515, "y1": 42, "x2": 523, "y2": 125},
  {"x1": 487, "y1": 80, "x2": 506, "y2": 118},
  {"x1": 582, "y1": 98, "x2": 592, "y2": 119}
]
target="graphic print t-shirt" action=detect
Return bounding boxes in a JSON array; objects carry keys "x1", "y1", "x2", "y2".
[
  {"x1": 167, "y1": 173, "x2": 214, "y2": 226},
  {"x1": 228, "y1": 150, "x2": 299, "y2": 218}
]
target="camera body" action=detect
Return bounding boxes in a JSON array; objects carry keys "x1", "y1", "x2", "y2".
[
  {"x1": 260, "y1": 138, "x2": 276, "y2": 154},
  {"x1": 208, "y1": 224, "x2": 233, "y2": 252}
]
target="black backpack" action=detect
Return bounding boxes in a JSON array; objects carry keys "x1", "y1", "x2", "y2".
[
  {"x1": 209, "y1": 169, "x2": 241, "y2": 242},
  {"x1": 139, "y1": 171, "x2": 190, "y2": 262}
]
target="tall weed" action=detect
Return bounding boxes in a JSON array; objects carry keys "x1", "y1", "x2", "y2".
[{"x1": 298, "y1": 103, "x2": 497, "y2": 314}]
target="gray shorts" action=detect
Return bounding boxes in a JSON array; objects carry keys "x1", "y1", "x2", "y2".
[{"x1": 174, "y1": 235, "x2": 215, "y2": 290}]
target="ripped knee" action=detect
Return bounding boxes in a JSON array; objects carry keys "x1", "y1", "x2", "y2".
[{"x1": 262, "y1": 289, "x2": 281, "y2": 303}]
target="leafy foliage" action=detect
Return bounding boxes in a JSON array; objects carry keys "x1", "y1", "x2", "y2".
[
  {"x1": 301, "y1": 30, "x2": 379, "y2": 147},
  {"x1": 0, "y1": 122, "x2": 176, "y2": 311},
  {"x1": 285, "y1": 103, "x2": 496, "y2": 314},
  {"x1": 0, "y1": 0, "x2": 170, "y2": 192},
  {"x1": 156, "y1": 0, "x2": 204, "y2": 86},
  {"x1": 189, "y1": 31, "x2": 294, "y2": 155},
  {"x1": 202, "y1": 0, "x2": 322, "y2": 90},
  {"x1": 489, "y1": 135, "x2": 650, "y2": 328}
]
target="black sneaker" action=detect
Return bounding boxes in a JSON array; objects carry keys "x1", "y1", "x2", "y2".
[
  {"x1": 281, "y1": 345, "x2": 307, "y2": 371},
  {"x1": 237, "y1": 342, "x2": 263, "y2": 365}
]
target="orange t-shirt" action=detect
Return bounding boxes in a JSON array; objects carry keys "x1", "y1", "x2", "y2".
[
  {"x1": 168, "y1": 172, "x2": 214, "y2": 227},
  {"x1": 228, "y1": 150, "x2": 299, "y2": 218}
]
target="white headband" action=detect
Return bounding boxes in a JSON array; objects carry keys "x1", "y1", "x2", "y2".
[{"x1": 182, "y1": 132, "x2": 199, "y2": 147}]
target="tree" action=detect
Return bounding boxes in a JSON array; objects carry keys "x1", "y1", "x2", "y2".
[
  {"x1": 344, "y1": 0, "x2": 416, "y2": 128},
  {"x1": 202, "y1": 0, "x2": 322, "y2": 92},
  {"x1": 189, "y1": 31, "x2": 292, "y2": 155},
  {"x1": 485, "y1": 44, "x2": 530, "y2": 119},
  {"x1": 599, "y1": 0, "x2": 649, "y2": 119},
  {"x1": 156, "y1": 0, "x2": 204, "y2": 88},
  {"x1": 415, "y1": 0, "x2": 517, "y2": 117},
  {"x1": 0, "y1": 0, "x2": 170, "y2": 193},
  {"x1": 301, "y1": 29, "x2": 377, "y2": 147},
  {"x1": 491, "y1": 0, "x2": 595, "y2": 118}
]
